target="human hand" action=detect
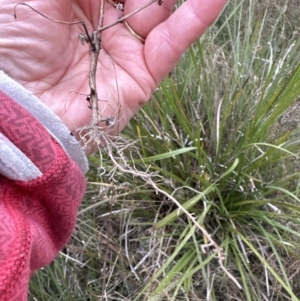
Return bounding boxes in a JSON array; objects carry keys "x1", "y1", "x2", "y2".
[{"x1": 0, "y1": 0, "x2": 227, "y2": 152}]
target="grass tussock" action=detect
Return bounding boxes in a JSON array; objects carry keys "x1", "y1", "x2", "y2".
[{"x1": 29, "y1": 0, "x2": 300, "y2": 300}]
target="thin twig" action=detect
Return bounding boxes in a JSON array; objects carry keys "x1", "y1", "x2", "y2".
[
  {"x1": 87, "y1": 0, "x2": 106, "y2": 134},
  {"x1": 88, "y1": 0, "x2": 161, "y2": 131},
  {"x1": 96, "y1": 0, "x2": 159, "y2": 34},
  {"x1": 14, "y1": 3, "x2": 94, "y2": 47},
  {"x1": 88, "y1": 33, "x2": 101, "y2": 130},
  {"x1": 14, "y1": 3, "x2": 83, "y2": 25},
  {"x1": 98, "y1": 0, "x2": 106, "y2": 30}
]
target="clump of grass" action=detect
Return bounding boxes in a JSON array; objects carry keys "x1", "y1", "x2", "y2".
[{"x1": 29, "y1": 0, "x2": 300, "y2": 300}]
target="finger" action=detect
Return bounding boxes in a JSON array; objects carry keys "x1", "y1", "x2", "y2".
[
  {"x1": 144, "y1": 0, "x2": 228, "y2": 83},
  {"x1": 124, "y1": 0, "x2": 177, "y2": 39}
]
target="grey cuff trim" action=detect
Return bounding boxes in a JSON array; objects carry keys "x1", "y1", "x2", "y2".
[
  {"x1": 0, "y1": 71, "x2": 88, "y2": 174},
  {"x1": 0, "y1": 133, "x2": 42, "y2": 181}
]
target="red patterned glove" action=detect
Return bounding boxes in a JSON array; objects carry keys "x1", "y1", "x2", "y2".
[{"x1": 0, "y1": 90, "x2": 87, "y2": 301}]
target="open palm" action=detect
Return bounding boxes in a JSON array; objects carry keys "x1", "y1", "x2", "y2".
[{"x1": 1, "y1": 0, "x2": 227, "y2": 137}]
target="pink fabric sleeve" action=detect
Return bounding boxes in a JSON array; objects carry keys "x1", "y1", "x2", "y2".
[{"x1": 0, "y1": 91, "x2": 87, "y2": 300}]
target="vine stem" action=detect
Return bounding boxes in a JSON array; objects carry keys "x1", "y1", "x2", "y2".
[
  {"x1": 96, "y1": 0, "x2": 159, "y2": 34},
  {"x1": 88, "y1": 0, "x2": 106, "y2": 133}
]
